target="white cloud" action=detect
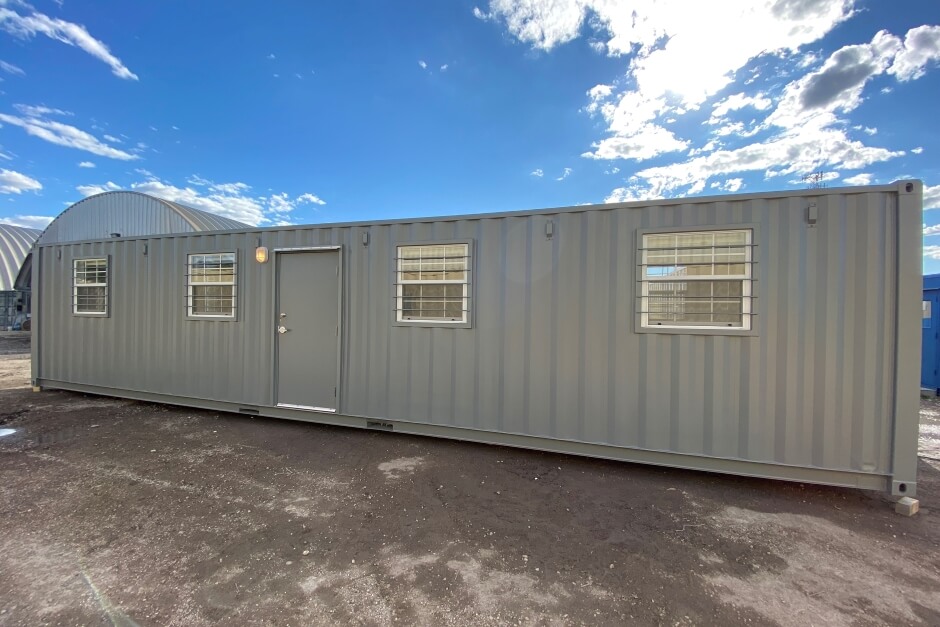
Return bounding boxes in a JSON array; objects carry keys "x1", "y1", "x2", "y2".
[
  {"x1": 76, "y1": 181, "x2": 121, "y2": 196},
  {"x1": 556, "y1": 167, "x2": 572, "y2": 181},
  {"x1": 923, "y1": 224, "x2": 940, "y2": 236},
  {"x1": 0, "y1": 168, "x2": 41, "y2": 194},
  {"x1": 418, "y1": 60, "x2": 427, "y2": 69},
  {"x1": 13, "y1": 103, "x2": 71, "y2": 117},
  {"x1": 711, "y1": 178, "x2": 744, "y2": 193},
  {"x1": 925, "y1": 245, "x2": 940, "y2": 260},
  {"x1": 77, "y1": 161, "x2": 95, "y2": 168},
  {"x1": 2, "y1": 214, "x2": 53, "y2": 229},
  {"x1": 888, "y1": 25, "x2": 940, "y2": 81},
  {"x1": 0, "y1": 59, "x2": 24, "y2": 75},
  {"x1": 103, "y1": 133, "x2": 121, "y2": 143},
  {"x1": 912, "y1": 146, "x2": 924, "y2": 154},
  {"x1": 583, "y1": 123, "x2": 688, "y2": 161},
  {"x1": 267, "y1": 53, "x2": 276, "y2": 60},
  {"x1": 440, "y1": 64, "x2": 449, "y2": 71},
  {"x1": 472, "y1": 6, "x2": 490, "y2": 20},
  {"x1": 604, "y1": 166, "x2": 620, "y2": 175},
  {"x1": 0, "y1": 111, "x2": 137, "y2": 160},
  {"x1": 843, "y1": 172, "x2": 872, "y2": 185},
  {"x1": 0, "y1": 7, "x2": 138, "y2": 80},
  {"x1": 297, "y1": 192, "x2": 326, "y2": 206},
  {"x1": 708, "y1": 92, "x2": 772, "y2": 124},
  {"x1": 925, "y1": 184, "x2": 940, "y2": 211},
  {"x1": 77, "y1": 175, "x2": 328, "y2": 226},
  {"x1": 632, "y1": 122, "x2": 902, "y2": 198},
  {"x1": 530, "y1": 168, "x2": 543, "y2": 177}
]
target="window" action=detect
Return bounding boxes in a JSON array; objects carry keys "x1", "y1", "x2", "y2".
[
  {"x1": 187, "y1": 253, "x2": 236, "y2": 318},
  {"x1": 925, "y1": 300, "x2": 932, "y2": 329},
  {"x1": 640, "y1": 229, "x2": 753, "y2": 330},
  {"x1": 396, "y1": 243, "x2": 470, "y2": 324},
  {"x1": 73, "y1": 258, "x2": 108, "y2": 315}
]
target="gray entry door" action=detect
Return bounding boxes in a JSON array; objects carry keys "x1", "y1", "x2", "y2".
[{"x1": 275, "y1": 250, "x2": 340, "y2": 411}]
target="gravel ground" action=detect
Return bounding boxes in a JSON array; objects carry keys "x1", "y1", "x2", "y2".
[{"x1": 1, "y1": 334, "x2": 938, "y2": 626}]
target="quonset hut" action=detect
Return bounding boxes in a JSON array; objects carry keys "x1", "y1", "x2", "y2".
[
  {"x1": 0, "y1": 224, "x2": 40, "y2": 329},
  {"x1": 14, "y1": 191, "x2": 248, "y2": 315},
  {"x1": 29, "y1": 183, "x2": 923, "y2": 496}
]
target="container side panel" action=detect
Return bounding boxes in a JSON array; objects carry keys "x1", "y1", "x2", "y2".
[{"x1": 35, "y1": 187, "x2": 902, "y2": 480}]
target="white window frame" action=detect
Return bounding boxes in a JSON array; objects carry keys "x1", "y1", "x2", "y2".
[
  {"x1": 72, "y1": 257, "x2": 109, "y2": 316},
  {"x1": 186, "y1": 252, "x2": 237, "y2": 320},
  {"x1": 638, "y1": 228, "x2": 754, "y2": 332},
  {"x1": 394, "y1": 242, "x2": 471, "y2": 327}
]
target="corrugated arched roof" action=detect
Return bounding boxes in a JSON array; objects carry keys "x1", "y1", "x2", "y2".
[
  {"x1": 0, "y1": 224, "x2": 40, "y2": 292},
  {"x1": 37, "y1": 190, "x2": 249, "y2": 245}
]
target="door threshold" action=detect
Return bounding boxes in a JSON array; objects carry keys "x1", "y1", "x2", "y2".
[{"x1": 276, "y1": 403, "x2": 336, "y2": 413}]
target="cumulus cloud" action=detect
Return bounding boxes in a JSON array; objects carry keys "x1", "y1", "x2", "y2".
[
  {"x1": 77, "y1": 161, "x2": 95, "y2": 168},
  {"x1": 633, "y1": 121, "x2": 902, "y2": 198},
  {"x1": 480, "y1": 3, "x2": 940, "y2": 199},
  {"x1": 0, "y1": 110, "x2": 137, "y2": 160},
  {"x1": 530, "y1": 168, "x2": 544, "y2": 177},
  {"x1": 485, "y1": 0, "x2": 856, "y2": 161},
  {"x1": 77, "y1": 175, "x2": 328, "y2": 226},
  {"x1": 843, "y1": 172, "x2": 872, "y2": 185},
  {"x1": 923, "y1": 224, "x2": 940, "y2": 236},
  {"x1": 707, "y1": 93, "x2": 772, "y2": 124},
  {"x1": 75, "y1": 180, "x2": 121, "y2": 196},
  {"x1": 912, "y1": 147, "x2": 924, "y2": 154},
  {"x1": 0, "y1": 7, "x2": 138, "y2": 80},
  {"x1": 0, "y1": 168, "x2": 41, "y2": 194},
  {"x1": 888, "y1": 25, "x2": 940, "y2": 81},
  {"x1": 2, "y1": 214, "x2": 53, "y2": 229},
  {"x1": 418, "y1": 60, "x2": 427, "y2": 69},
  {"x1": 925, "y1": 184, "x2": 940, "y2": 211},
  {"x1": 925, "y1": 245, "x2": 940, "y2": 260}
]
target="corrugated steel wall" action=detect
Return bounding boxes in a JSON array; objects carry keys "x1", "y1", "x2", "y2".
[
  {"x1": 35, "y1": 187, "x2": 902, "y2": 477},
  {"x1": 0, "y1": 223, "x2": 40, "y2": 291}
]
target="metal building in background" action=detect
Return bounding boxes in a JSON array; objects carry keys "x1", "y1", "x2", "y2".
[
  {"x1": 921, "y1": 274, "x2": 940, "y2": 393},
  {"x1": 14, "y1": 190, "x2": 249, "y2": 304},
  {"x1": 0, "y1": 224, "x2": 40, "y2": 329},
  {"x1": 30, "y1": 183, "x2": 923, "y2": 496}
]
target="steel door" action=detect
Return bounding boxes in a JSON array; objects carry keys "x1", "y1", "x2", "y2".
[{"x1": 275, "y1": 250, "x2": 340, "y2": 411}]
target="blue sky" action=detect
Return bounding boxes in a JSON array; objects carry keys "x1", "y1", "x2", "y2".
[{"x1": 1, "y1": 1, "x2": 940, "y2": 267}]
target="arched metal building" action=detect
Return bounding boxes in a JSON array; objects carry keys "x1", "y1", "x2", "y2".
[
  {"x1": 37, "y1": 191, "x2": 248, "y2": 245},
  {"x1": 14, "y1": 191, "x2": 249, "y2": 316},
  {"x1": 0, "y1": 224, "x2": 41, "y2": 329}
]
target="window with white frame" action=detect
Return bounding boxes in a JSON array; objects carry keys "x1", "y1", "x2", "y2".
[
  {"x1": 187, "y1": 253, "x2": 237, "y2": 318},
  {"x1": 640, "y1": 229, "x2": 753, "y2": 330},
  {"x1": 396, "y1": 243, "x2": 470, "y2": 324},
  {"x1": 73, "y1": 258, "x2": 109, "y2": 315}
]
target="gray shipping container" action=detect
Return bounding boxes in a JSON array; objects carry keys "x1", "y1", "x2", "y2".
[{"x1": 31, "y1": 181, "x2": 923, "y2": 496}]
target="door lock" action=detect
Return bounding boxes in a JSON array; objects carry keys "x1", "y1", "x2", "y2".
[{"x1": 277, "y1": 326, "x2": 289, "y2": 334}]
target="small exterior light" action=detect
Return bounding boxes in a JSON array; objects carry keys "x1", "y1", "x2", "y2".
[{"x1": 255, "y1": 246, "x2": 269, "y2": 263}]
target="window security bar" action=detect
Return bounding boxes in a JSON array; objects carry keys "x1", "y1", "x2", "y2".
[{"x1": 638, "y1": 243, "x2": 758, "y2": 252}]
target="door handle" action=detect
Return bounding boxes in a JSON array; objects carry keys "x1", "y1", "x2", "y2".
[{"x1": 278, "y1": 326, "x2": 289, "y2": 334}]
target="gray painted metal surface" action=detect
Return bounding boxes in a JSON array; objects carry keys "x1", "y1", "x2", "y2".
[
  {"x1": 0, "y1": 224, "x2": 39, "y2": 291},
  {"x1": 37, "y1": 191, "x2": 248, "y2": 245},
  {"x1": 275, "y1": 249, "x2": 341, "y2": 411},
  {"x1": 31, "y1": 181, "x2": 923, "y2": 495}
]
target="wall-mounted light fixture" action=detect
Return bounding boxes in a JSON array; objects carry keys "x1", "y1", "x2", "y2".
[
  {"x1": 362, "y1": 232, "x2": 369, "y2": 246},
  {"x1": 142, "y1": 244, "x2": 148, "y2": 256},
  {"x1": 255, "y1": 245, "x2": 269, "y2": 263},
  {"x1": 546, "y1": 220, "x2": 554, "y2": 239}
]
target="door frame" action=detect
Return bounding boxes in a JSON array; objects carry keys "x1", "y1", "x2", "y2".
[{"x1": 272, "y1": 246, "x2": 343, "y2": 412}]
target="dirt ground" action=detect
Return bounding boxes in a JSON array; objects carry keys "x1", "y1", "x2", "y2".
[{"x1": 1, "y1": 336, "x2": 938, "y2": 626}]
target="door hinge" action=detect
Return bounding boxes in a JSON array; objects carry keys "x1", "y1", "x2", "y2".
[{"x1": 334, "y1": 387, "x2": 337, "y2": 397}]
